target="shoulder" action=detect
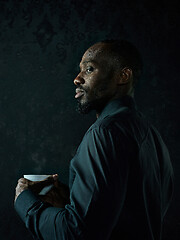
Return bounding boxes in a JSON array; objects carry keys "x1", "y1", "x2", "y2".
[
  {"x1": 85, "y1": 109, "x2": 151, "y2": 148},
  {"x1": 87, "y1": 110, "x2": 129, "y2": 133},
  {"x1": 82, "y1": 111, "x2": 132, "y2": 149}
]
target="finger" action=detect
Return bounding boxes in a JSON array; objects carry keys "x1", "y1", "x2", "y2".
[
  {"x1": 40, "y1": 174, "x2": 59, "y2": 185},
  {"x1": 52, "y1": 174, "x2": 58, "y2": 181},
  {"x1": 29, "y1": 174, "x2": 58, "y2": 193},
  {"x1": 34, "y1": 174, "x2": 58, "y2": 184},
  {"x1": 17, "y1": 182, "x2": 28, "y2": 188},
  {"x1": 54, "y1": 181, "x2": 59, "y2": 188},
  {"x1": 54, "y1": 179, "x2": 64, "y2": 188},
  {"x1": 18, "y1": 178, "x2": 29, "y2": 184},
  {"x1": 43, "y1": 174, "x2": 58, "y2": 183}
]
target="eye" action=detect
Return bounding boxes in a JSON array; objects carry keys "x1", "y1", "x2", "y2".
[{"x1": 86, "y1": 66, "x2": 94, "y2": 73}]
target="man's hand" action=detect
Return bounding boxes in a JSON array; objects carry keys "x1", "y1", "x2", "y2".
[
  {"x1": 39, "y1": 181, "x2": 70, "y2": 208},
  {"x1": 15, "y1": 174, "x2": 70, "y2": 208},
  {"x1": 15, "y1": 174, "x2": 58, "y2": 202}
]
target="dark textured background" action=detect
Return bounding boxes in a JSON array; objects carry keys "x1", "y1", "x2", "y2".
[{"x1": 0, "y1": 0, "x2": 179, "y2": 239}]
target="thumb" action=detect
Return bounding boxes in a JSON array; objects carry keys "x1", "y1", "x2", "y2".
[
  {"x1": 29, "y1": 174, "x2": 59, "y2": 193},
  {"x1": 40, "y1": 174, "x2": 59, "y2": 186},
  {"x1": 52, "y1": 174, "x2": 58, "y2": 181},
  {"x1": 44, "y1": 174, "x2": 58, "y2": 184}
]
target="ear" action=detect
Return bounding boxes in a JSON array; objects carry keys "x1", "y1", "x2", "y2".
[{"x1": 116, "y1": 68, "x2": 132, "y2": 85}]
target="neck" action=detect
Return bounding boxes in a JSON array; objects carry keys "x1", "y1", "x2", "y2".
[{"x1": 95, "y1": 93, "x2": 134, "y2": 119}]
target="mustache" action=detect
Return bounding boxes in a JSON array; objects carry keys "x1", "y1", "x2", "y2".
[{"x1": 76, "y1": 86, "x2": 87, "y2": 92}]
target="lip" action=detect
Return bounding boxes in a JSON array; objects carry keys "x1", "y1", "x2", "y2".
[{"x1": 75, "y1": 88, "x2": 85, "y2": 99}]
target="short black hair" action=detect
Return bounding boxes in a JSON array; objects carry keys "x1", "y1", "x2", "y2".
[{"x1": 100, "y1": 39, "x2": 143, "y2": 84}]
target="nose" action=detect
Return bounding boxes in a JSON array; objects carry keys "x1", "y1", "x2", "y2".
[{"x1": 74, "y1": 73, "x2": 85, "y2": 86}]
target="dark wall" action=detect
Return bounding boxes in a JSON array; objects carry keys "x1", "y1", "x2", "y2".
[{"x1": 0, "y1": 0, "x2": 179, "y2": 239}]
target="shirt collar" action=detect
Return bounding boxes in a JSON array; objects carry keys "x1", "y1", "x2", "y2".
[{"x1": 97, "y1": 96, "x2": 137, "y2": 120}]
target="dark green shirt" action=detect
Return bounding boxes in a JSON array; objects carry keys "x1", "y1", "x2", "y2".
[{"x1": 15, "y1": 96, "x2": 173, "y2": 240}]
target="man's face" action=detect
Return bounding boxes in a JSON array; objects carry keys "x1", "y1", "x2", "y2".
[{"x1": 74, "y1": 43, "x2": 117, "y2": 114}]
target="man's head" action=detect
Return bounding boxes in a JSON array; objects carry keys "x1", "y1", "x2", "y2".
[{"x1": 74, "y1": 39, "x2": 142, "y2": 115}]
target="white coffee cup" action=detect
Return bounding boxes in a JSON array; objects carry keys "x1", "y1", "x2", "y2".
[{"x1": 23, "y1": 174, "x2": 54, "y2": 195}]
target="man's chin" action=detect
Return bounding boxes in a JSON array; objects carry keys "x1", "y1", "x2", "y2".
[{"x1": 76, "y1": 100, "x2": 93, "y2": 114}]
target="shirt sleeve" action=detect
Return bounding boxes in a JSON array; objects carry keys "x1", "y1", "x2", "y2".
[{"x1": 15, "y1": 126, "x2": 130, "y2": 240}]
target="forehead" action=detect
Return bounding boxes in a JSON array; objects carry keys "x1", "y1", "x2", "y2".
[{"x1": 81, "y1": 43, "x2": 110, "y2": 65}]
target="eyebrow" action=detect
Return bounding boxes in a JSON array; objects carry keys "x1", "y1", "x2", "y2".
[{"x1": 79, "y1": 60, "x2": 97, "y2": 67}]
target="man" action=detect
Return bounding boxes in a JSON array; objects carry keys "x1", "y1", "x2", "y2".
[{"x1": 15, "y1": 40, "x2": 174, "y2": 240}]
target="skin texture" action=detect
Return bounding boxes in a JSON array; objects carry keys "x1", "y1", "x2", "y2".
[
  {"x1": 15, "y1": 175, "x2": 56, "y2": 201},
  {"x1": 15, "y1": 42, "x2": 133, "y2": 206},
  {"x1": 15, "y1": 174, "x2": 70, "y2": 208},
  {"x1": 74, "y1": 42, "x2": 133, "y2": 117}
]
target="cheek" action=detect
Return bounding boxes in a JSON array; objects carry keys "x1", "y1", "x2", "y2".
[
  {"x1": 93, "y1": 77, "x2": 113, "y2": 93},
  {"x1": 89, "y1": 74, "x2": 107, "y2": 88},
  {"x1": 82, "y1": 76, "x2": 97, "y2": 92},
  {"x1": 85, "y1": 71, "x2": 114, "y2": 96}
]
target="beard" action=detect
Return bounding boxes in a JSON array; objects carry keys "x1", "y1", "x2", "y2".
[
  {"x1": 75, "y1": 86, "x2": 96, "y2": 114},
  {"x1": 76, "y1": 98, "x2": 94, "y2": 114},
  {"x1": 76, "y1": 94, "x2": 108, "y2": 115},
  {"x1": 75, "y1": 83, "x2": 111, "y2": 114}
]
